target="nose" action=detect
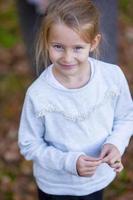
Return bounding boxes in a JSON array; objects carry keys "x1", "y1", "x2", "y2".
[{"x1": 62, "y1": 50, "x2": 73, "y2": 63}]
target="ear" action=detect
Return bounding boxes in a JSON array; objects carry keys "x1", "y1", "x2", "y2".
[{"x1": 90, "y1": 34, "x2": 101, "y2": 52}]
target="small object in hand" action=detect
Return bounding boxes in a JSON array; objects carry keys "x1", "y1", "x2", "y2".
[{"x1": 114, "y1": 160, "x2": 120, "y2": 164}]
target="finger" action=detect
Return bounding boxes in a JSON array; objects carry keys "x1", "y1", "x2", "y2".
[
  {"x1": 109, "y1": 158, "x2": 121, "y2": 166},
  {"x1": 110, "y1": 162, "x2": 121, "y2": 168},
  {"x1": 80, "y1": 170, "x2": 96, "y2": 177},
  {"x1": 109, "y1": 154, "x2": 122, "y2": 165},
  {"x1": 107, "y1": 158, "x2": 120, "y2": 166},
  {"x1": 84, "y1": 160, "x2": 102, "y2": 167},
  {"x1": 100, "y1": 147, "x2": 110, "y2": 158},
  {"x1": 102, "y1": 153, "x2": 120, "y2": 164},
  {"x1": 78, "y1": 164, "x2": 99, "y2": 176},
  {"x1": 84, "y1": 166, "x2": 97, "y2": 172},
  {"x1": 78, "y1": 168, "x2": 95, "y2": 177},
  {"x1": 84, "y1": 155, "x2": 102, "y2": 161},
  {"x1": 102, "y1": 154, "x2": 111, "y2": 163},
  {"x1": 109, "y1": 161, "x2": 124, "y2": 173},
  {"x1": 114, "y1": 164, "x2": 124, "y2": 173}
]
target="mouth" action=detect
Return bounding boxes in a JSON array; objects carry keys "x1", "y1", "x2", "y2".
[{"x1": 59, "y1": 63, "x2": 77, "y2": 69}]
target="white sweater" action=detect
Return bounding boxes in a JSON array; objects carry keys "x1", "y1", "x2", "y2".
[{"x1": 18, "y1": 57, "x2": 133, "y2": 195}]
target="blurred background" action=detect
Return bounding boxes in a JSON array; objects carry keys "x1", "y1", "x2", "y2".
[{"x1": 0, "y1": 0, "x2": 133, "y2": 200}]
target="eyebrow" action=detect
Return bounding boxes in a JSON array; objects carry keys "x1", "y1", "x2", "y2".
[{"x1": 50, "y1": 42, "x2": 86, "y2": 47}]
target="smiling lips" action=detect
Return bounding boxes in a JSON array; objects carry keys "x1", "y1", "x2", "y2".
[{"x1": 59, "y1": 63, "x2": 77, "y2": 69}]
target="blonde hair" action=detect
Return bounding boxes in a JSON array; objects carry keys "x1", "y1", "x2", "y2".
[{"x1": 36, "y1": 0, "x2": 101, "y2": 74}]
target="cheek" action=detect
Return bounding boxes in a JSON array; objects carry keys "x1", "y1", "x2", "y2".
[
  {"x1": 48, "y1": 49, "x2": 60, "y2": 62},
  {"x1": 77, "y1": 52, "x2": 89, "y2": 62}
]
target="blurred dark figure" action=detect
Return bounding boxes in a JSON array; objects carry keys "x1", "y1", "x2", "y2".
[{"x1": 16, "y1": 0, "x2": 118, "y2": 70}]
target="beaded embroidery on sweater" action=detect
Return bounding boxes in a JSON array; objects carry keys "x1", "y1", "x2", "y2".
[{"x1": 38, "y1": 90, "x2": 120, "y2": 122}]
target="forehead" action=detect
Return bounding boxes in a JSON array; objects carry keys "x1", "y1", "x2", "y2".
[{"x1": 48, "y1": 23, "x2": 88, "y2": 45}]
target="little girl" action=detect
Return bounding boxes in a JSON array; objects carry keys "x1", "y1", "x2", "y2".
[{"x1": 18, "y1": 0, "x2": 133, "y2": 199}]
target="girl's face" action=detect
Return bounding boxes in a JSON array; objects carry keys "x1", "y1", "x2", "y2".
[{"x1": 48, "y1": 23, "x2": 100, "y2": 78}]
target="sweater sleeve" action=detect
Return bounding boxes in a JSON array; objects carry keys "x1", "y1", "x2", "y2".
[
  {"x1": 18, "y1": 92, "x2": 84, "y2": 175},
  {"x1": 104, "y1": 67, "x2": 133, "y2": 155}
]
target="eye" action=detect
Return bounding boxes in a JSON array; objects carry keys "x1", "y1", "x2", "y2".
[
  {"x1": 74, "y1": 46, "x2": 84, "y2": 52},
  {"x1": 53, "y1": 44, "x2": 64, "y2": 51}
]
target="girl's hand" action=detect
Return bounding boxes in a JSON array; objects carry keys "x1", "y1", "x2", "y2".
[
  {"x1": 76, "y1": 155, "x2": 102, "y2": 177},
  {"x1": 109, "y1": 160, "x2": 124, "y2": 173},
  {"x1": 100, "y1": 143, "x2": 123, "y2": 173}
]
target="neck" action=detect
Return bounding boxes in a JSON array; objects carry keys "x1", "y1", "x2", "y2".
[{"x1": 53, "y1": 62, "x2": 91, "y2": 89}]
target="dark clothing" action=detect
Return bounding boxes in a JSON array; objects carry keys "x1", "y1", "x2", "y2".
[
  {"x1": 92, "y1": 0, "x2": 118, "y2": 64},
  {"x1": 16, "y1": 0, "x2": 43, "y2": 69},
  {"x1": 37, "y1": 187, "x2": 104, "y2": 200}
]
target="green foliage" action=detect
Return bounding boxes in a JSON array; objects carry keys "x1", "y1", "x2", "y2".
[
  {"x1": 118, "y1": 169, "x2": 129, "y2": 182},
  {"x1": 119, "y1": 0, "x2": 129, "y2": 12},
  {"x1": 0, "y1": 170, "x2": 16, "y2": 182},
  {"x1": 4, "y1": 192, "x2": 13, "y2": 200},
  {"x1": 0, "y1": 73, "x2": 24, "y2": 97},
  {"x1": 0, "y1": 27, "x2": 19, "y2": 48},
  {"x1": 119, "y1": 0, "x2": 133, "y2": 23},
  {"x1": 0, "y1": 1, "x2": 21, "y2": 48}
]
